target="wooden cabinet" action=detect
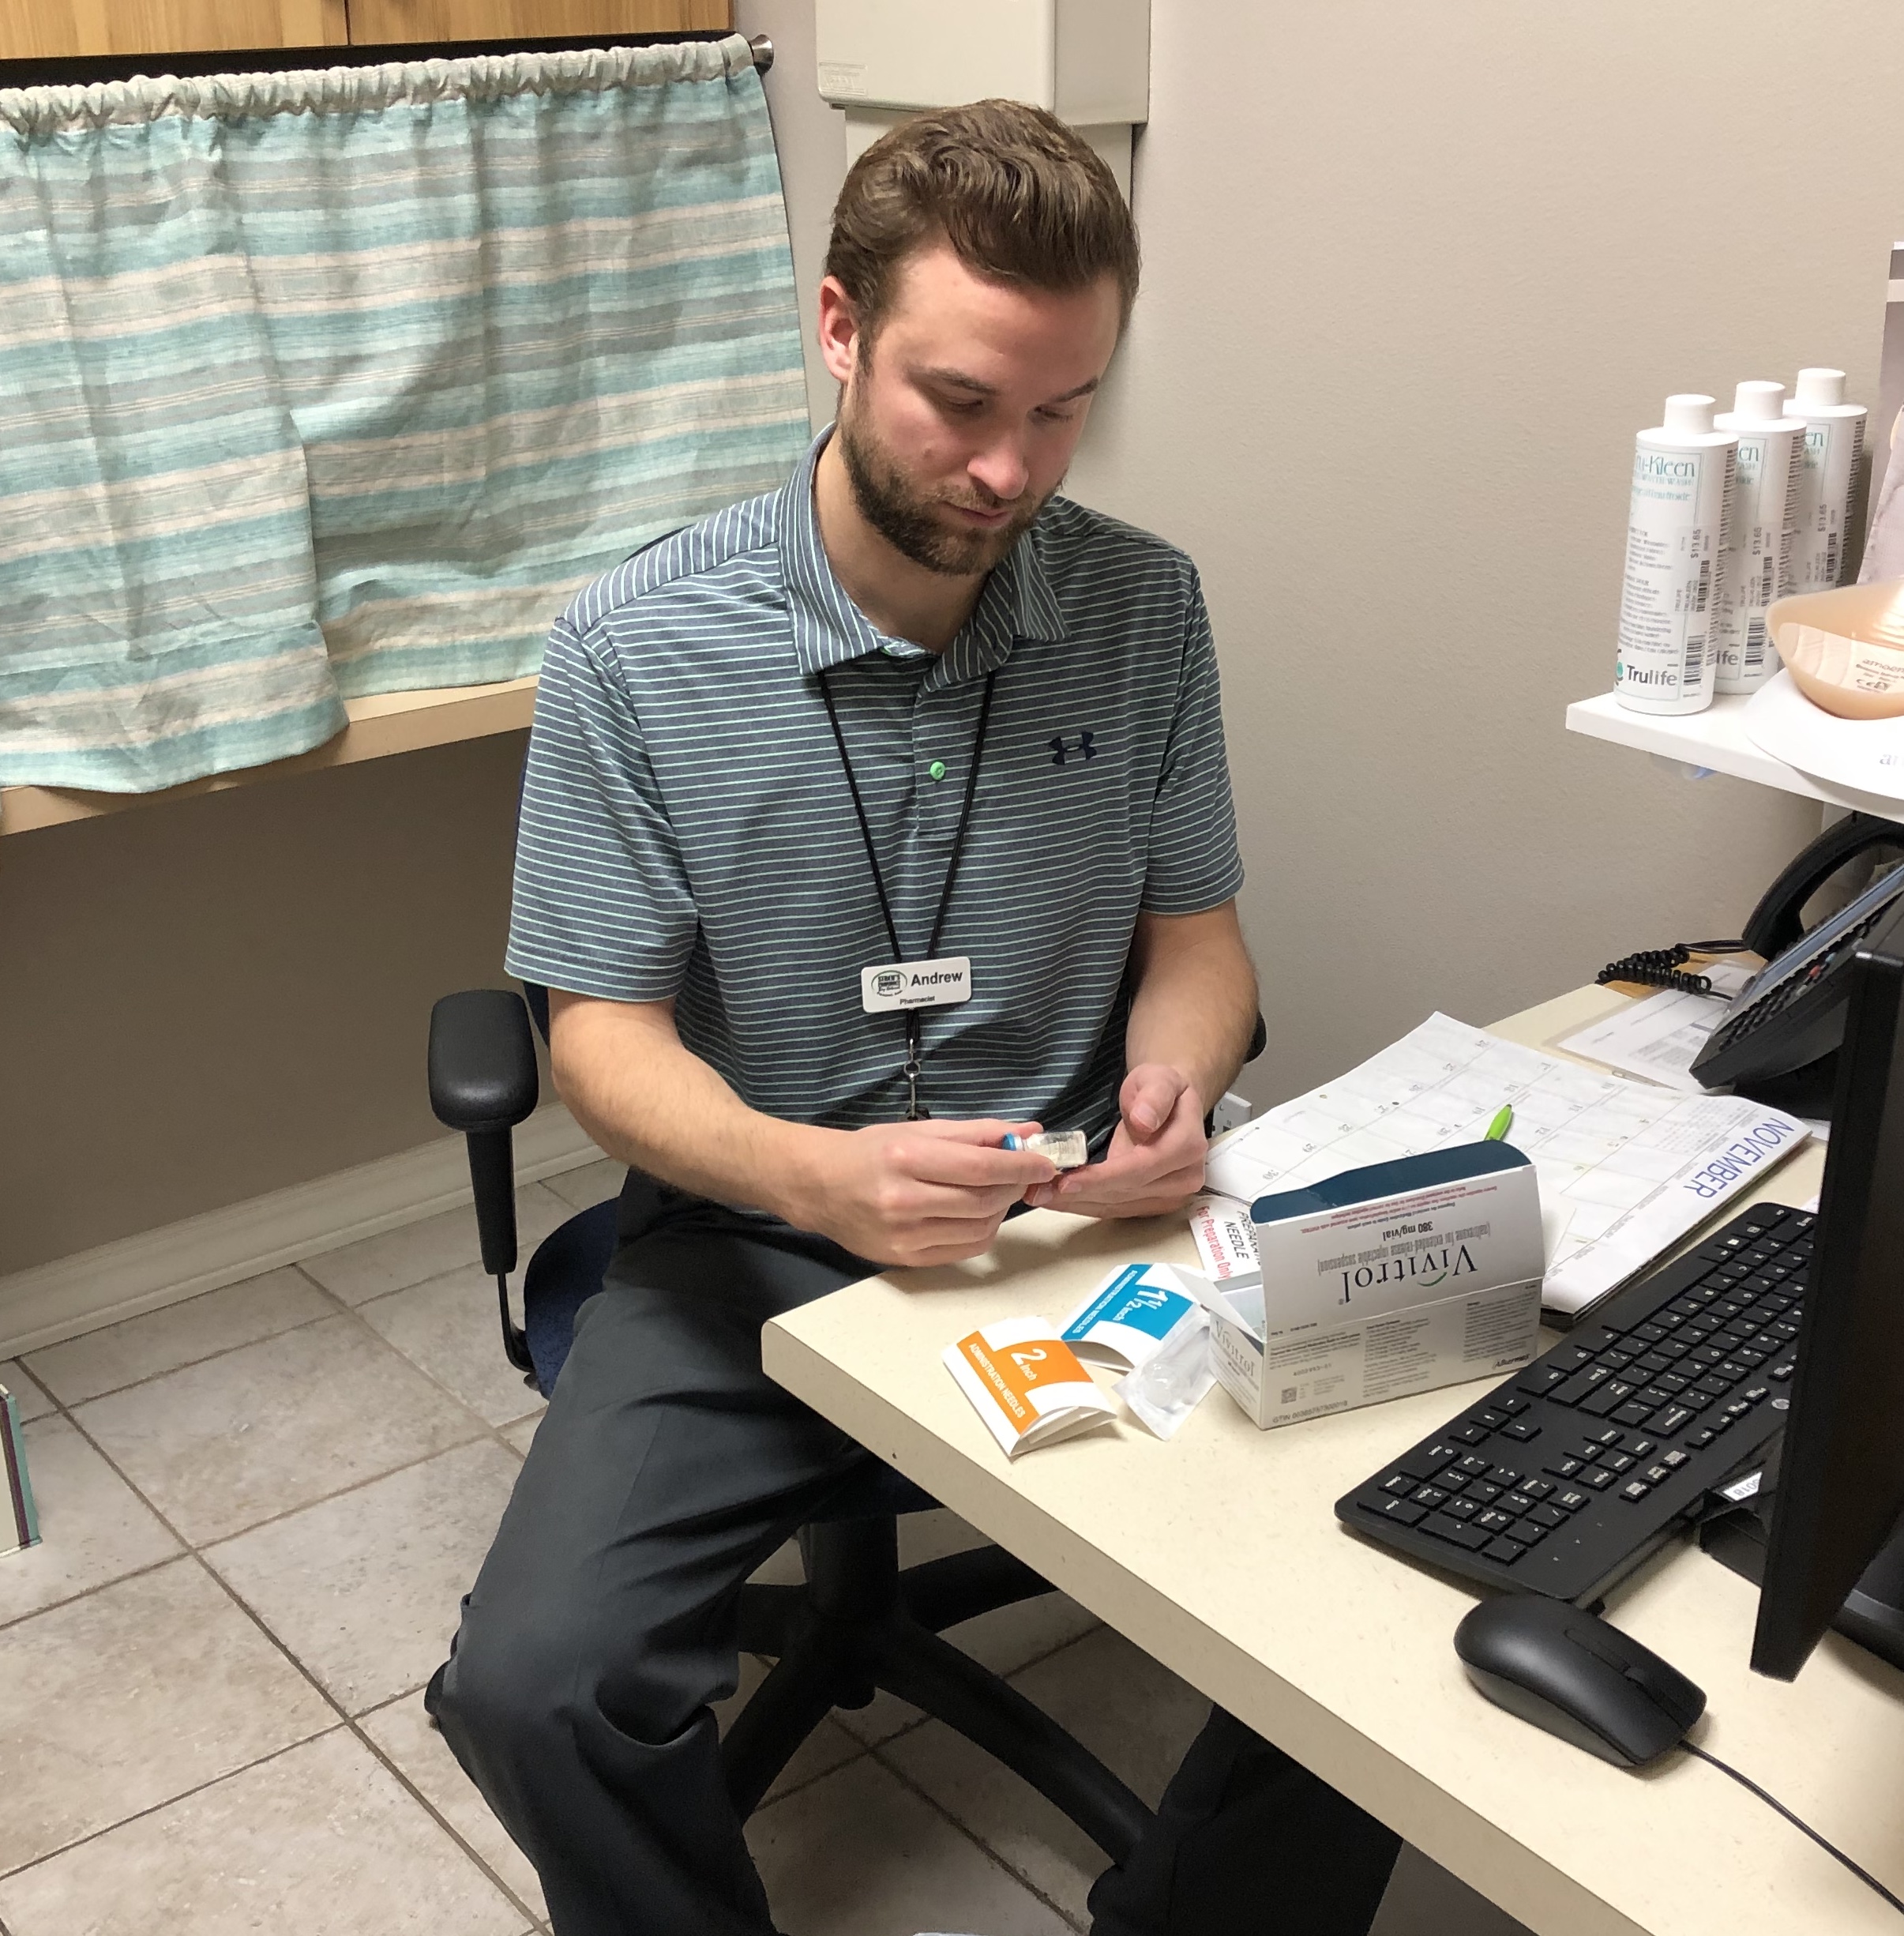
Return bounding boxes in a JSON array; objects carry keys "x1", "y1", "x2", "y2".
[
  {"x1": 347, "y1": 2, "x2": 727, "y2": 42},
  {"x1": 0, "y1": 0, "x2": 726, "y2": 60},
  {"x1": 0, "y1": 2, "x2": 344, "y2": 56}
]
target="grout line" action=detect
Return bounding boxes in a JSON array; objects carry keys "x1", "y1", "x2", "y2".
[
  {"x1": 10, "y1": 1397, "x2": 540, "y2": 1923},
  {"x1": 325, "y1": 1280, "x2": 550, "y2": 1469},
  {"x1": 802, "y1": 1623, "x2": 1114, "y2": 1929},
  {"x1": 49, "y1": 1280, "x2": 539, "y2": 1553},
  {"x1": 748, "y1": 1718, "x2": 873, "y2": 1812},
  {"x1": 6, "y1": 1231, "x2": 1098, "y2": 1931},
  {"x1": 346, "y1": 1708, "x2": 548, "y2": 1929},
  {"x1": 190, "y1": 1428, "x2": 501, "y2": 1551},
  {"x1": 0, "y1": 1246, "x2": 550, "y2": 1920},
  {"x1": 749, "y1": 1622, "x2": 1104, "y2": 1813},
  {"x1": 0, "y1": 1716, "x2": 542, "y2": 1936},
  {"x1": 2, "y1": 1360, "x2": 54, "y2": 1416},
  {"x1": 0, "y1": 1253, "x2": 535, "y2": 1636},
  {"x1": 826, "y1": 1617, "x2": 1106, "y2": 1756},
  {"x1": 195, "y1": 1559, "x2": 546, "y2": 1929},
  {"x1": 287, "y1": 1257, "x2": 345, "y2": 1298},
  {"x1": 294, "y1": 1179, "x2": 586, "y2": 1311},
  {"x1": 29, "y1": 1286, "x2": 529, "y2": 1540},
  {"x1": 0, "y1": 1724, "x2": 350, "y2": 1882},
  {"x1": 174, "y1": 1541, "x2": 545, "y2": 1928},
  {"x1": 862, "y1": 1735, "x2": 1093, "y2": 1935},
  {"x1": 25, "y1": 1298, "x2": 344, "y2": 1410},
  {"x1": 0, "y1": 1548, "x2": 188, "y2": 1638},
  {"x1": 13, "y1": 1181, "x2": 568, "y2": 1412},
  {"x1": 17, "y1": 1194, "x2": 561, "y2": 1410}
]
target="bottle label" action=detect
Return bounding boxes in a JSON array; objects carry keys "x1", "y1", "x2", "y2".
[
  {"x1": 1714, "y1": 430, "x2": 1801, "y2": 695},
  {"x1": 1617, "y1": 443, "x2": 1733, "y2": 709},
  {"x1": 1790, "y1": 413, "x2": 1866, "y2": 593}
]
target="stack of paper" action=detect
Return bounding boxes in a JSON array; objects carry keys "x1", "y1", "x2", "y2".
[
  {"x1": 1557, "y1": 960, "x2": 1756, "y2": 1096},
  {"x1": 1205, "y1": 1013, "x2": 1810, "y2": 1319}
]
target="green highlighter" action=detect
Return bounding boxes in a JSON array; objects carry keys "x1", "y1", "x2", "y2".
[{"x1": 1484, "y1": 1103, "x2": 1515, "y2": 1142}]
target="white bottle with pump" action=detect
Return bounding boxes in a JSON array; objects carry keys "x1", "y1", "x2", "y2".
[
  {"x1": 1785, "y1": 367, "x2": 1867, "y2": 592},
  {"x1": 1712, "y1": 380, "x2": 1804, "y2": 694},
  {"x1": 1617, "y1": 394, "x2": 1737, "y2": 715}
]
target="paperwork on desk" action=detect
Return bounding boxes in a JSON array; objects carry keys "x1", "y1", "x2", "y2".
[
  {"x1": 1554, "y1": 961, "x2": 1756, "y2": 1095},
  {"x1": 1204, "y1": 1013, "x2": 1811, "y2": 1320}
]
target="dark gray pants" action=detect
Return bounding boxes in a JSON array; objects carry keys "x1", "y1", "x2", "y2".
[{"x1": 432, "y1": 1182, "x2": 1399, "y2": 1936}]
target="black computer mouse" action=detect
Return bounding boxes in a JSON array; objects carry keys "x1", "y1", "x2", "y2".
[{"x1": 1454, "y1": 1595, "x2": 1706, "y2": 1767}]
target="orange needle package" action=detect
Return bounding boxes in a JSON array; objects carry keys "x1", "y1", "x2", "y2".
[{"x1": 944, "y1": 1317, "x2": 1118, "y2": 1459}]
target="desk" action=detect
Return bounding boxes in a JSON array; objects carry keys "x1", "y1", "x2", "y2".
[{"x1": 763, "y1": 986, "x2": 1904, "y2": 1936}]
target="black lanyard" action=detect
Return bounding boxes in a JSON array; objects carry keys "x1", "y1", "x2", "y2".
[{"x1": 816, "y1": 665, "x2": 998, "y2": 1120}]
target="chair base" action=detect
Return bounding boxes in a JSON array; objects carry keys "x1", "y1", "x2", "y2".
[{"x1": 725, "y1": 1514, "x2": 1154, "y2": 1864}]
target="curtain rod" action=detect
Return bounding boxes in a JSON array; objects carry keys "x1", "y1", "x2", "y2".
[{"x1": 0, "y1": 30, "x2": 772, "y2": 92}]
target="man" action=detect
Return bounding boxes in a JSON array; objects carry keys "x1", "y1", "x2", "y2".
[{"x1": 433, "y1": 100, "x2": 1400, "y2": 1935}]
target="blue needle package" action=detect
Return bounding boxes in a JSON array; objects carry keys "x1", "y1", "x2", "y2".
[
  {"x1": 1205, "y1": 1141, "x2": 1545, "y2": 1430},
  {"x1": 1059, "y1": 1263, "x2": 1198, "y2": 1371},
  {"x1": 1060, "y1": 1263, "x2": 1219, "y2": 1441}
]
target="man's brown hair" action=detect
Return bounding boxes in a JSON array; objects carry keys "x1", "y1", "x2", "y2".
[{"x1": 824, "y1": 100, "x2": 1140, "y2": 343}]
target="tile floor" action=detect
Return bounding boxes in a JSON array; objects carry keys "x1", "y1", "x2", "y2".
[{"x1": 0, "y1": 1158, "x2": 1529, "y2": 1936}]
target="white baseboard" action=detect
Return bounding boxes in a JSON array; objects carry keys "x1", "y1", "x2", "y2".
[{"x1": 0, "y1": 1104, "x2": 599, "y2": 1361}]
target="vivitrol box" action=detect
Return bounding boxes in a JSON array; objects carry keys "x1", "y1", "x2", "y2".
[{"x1": 1207, "y1": 1142, "x2": 1544, "y2": 1430}]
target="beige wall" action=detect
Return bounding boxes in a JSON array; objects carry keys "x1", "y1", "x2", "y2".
[
  {"x1": 742, "y1": 0, "x2": 847, "y2": 424},
  {"x1": 742, "y1": 0, "x2": 1854, "y2": 1103},
  {"x1": 2, "y1": 735, "x2": 528, "y2": 1274},
  {"x1": 8, "y1": 1, "x2": 1886, "y2": 1274},
  {"x1": 1064, "y1": 0, "x2": 1864, "y2": 1100}
]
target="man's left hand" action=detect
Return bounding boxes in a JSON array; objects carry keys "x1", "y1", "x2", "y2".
[{"x1": 1024, "y1": 1063, "x2": 1207, "y2": 1219}]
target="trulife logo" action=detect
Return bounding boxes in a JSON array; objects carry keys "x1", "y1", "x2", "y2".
[{"x1": 1050, "y1": 731, "x2": 1098, "y2": 767}]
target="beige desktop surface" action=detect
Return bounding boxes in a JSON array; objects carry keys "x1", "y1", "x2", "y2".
[{"x1": 763, "y1": 987, "x2": 1897, "y2": 1936}]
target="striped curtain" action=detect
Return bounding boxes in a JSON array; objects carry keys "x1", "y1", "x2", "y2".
[{"x1": 0, "y1": 34, "x2": 810, "y2": 792}]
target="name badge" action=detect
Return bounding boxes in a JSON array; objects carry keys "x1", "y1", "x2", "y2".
[{"x1": 861, "y1": 957, "x2": 973, "y2": 1013}]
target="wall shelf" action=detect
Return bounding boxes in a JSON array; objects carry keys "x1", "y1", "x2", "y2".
[
  {"x1": 1566, "y1": 689, "x2": 1904, "y2": 820},
  {"x1": 0, "y1": 675, "x2": 537, "y2": 835}
]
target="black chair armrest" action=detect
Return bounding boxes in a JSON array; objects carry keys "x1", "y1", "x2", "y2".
[
  {"x1": 428, "y1": 992, "x2": 539, "y2": 1317},
  {"x1": 429, "y1": 988, "x2": 539, "y2": 1133}
]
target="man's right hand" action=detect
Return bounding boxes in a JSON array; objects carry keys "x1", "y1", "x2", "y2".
[{"x1": 785, "y1": 1118, "x2": 1057, "y2": 1267}]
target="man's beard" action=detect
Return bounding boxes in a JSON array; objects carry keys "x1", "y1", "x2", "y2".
[{"x1": 836, "y1": 392, "x2": 1050, "y2": 579}]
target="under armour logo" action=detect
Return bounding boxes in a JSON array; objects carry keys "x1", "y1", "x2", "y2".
[{"x1": 1050, "y1": 731, "x2": 1098, "y2": 767}]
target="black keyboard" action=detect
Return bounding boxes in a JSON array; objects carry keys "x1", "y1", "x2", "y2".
[{"x1": 1335, "y1": 1203, "x2": 1812, "y2": 1604}]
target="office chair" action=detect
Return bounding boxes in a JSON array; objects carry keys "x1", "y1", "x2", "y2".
[{"x1": 426, "y1": 983, "x2": 1266, "y2": 1859}]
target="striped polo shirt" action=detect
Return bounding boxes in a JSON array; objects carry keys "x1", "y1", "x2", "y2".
[{"x1": 505, "y1": 433, "x2": 1243, "y2": 1143}]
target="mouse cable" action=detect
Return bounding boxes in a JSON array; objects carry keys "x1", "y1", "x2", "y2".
[{"x1": 1683, "y1": 1740, "x2": 1904, "y2": 1915}]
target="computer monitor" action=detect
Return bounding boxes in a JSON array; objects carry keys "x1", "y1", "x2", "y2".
[{"x1": 1752, "y1": 912, "x2": 1904, "y2": 1679}]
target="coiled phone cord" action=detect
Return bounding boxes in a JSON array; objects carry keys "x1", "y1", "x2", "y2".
[{"x1": 1595, "y1": 940, "x2": 1750, "y2": 998}]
